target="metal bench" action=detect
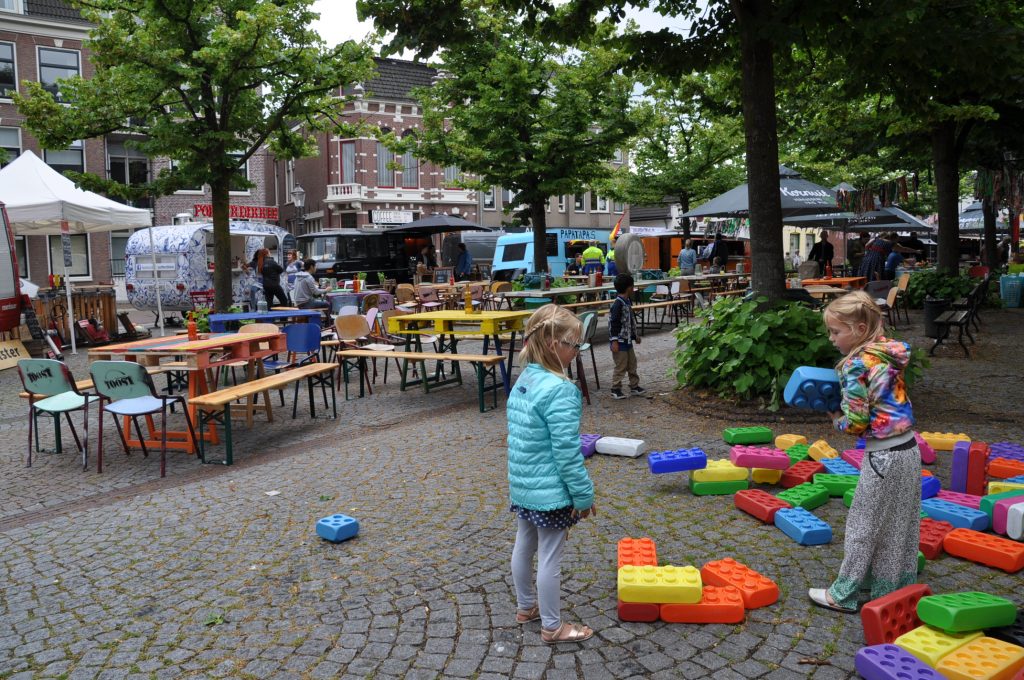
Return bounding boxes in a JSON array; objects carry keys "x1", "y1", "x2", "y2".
[{"x1": 930, "y1": 310, "x2": 973, "y2": 357}]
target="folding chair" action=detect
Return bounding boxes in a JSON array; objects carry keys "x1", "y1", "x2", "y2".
[
  {"x1": 17, "y1": 359, "x2": 97, "y2": 470},
  {"x1": 262, "y1": 323, "x2": 325, "y2": 414}
]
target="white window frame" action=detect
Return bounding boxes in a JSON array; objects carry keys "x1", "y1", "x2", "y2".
[
  {"x1": 47, "y1": 233, "x2": 93, "y2": 281},
  {"x1": 0, "y1": 0, "x2": 25, "y2": 15},
  {"x1": 284, "y1": 159, "x2": 294, "y2": 201},
  {"x1": 443, "y1": 165, "x2": 460, "y2": 187},
  {"x1": 483, "y1": 187, "x2": 495, "y2": 210},
  {"x1": 376, "y1": 140, "x2": 394, "y2": 188},
  {"x1": 44, "y1": 139, "x2": 85, "y2": 174},
  {"x1": 0, "y1": 125, "x2": 21, "y2": 165},
  {"x1": 613, "y1": 200, "x2": 625, "y2": 214},
  {"x1": 574, "y1": 194, "x2": 586, "y2": 213},
  {"x1": 0, "y1": 40, "x2": 17, "y2": 99},
  {"x1": 558, "y1": 195, "x2": 566, "y2": 213},
  {"x1": 340, "y1": 141, "x2": 356, "y2": 185},
  {"x1": 37, "y1": 46, "x2": 80, "y2": 103},
  {"x1": 15, "y1": 235, "x2": 28, "y2": 279},
  {"x1": 591, "y1": 194, "x2": 609, "y2": 213},
  {"x1": 612, "y1": 148, "x2": 624, "y2": 164}
]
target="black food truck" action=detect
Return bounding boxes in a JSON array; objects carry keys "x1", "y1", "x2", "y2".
[{"x1": 296, "y1": 229, "x2": 432, "y2": 283}]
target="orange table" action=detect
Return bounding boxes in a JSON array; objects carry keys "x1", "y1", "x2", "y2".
[
  {"x1": 88, "y1": 331, "x2": 285, "y2": 454},
  {"x1": 801, "y1": 276, "x2": 866, "y2": 289}
]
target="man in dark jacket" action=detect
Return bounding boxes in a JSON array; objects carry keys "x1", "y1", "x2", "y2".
[{"x1": 807, "y1": 230, "x2": 835, "y2": 276}]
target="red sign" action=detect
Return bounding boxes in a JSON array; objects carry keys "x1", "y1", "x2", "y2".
[{"x1": 193, "y1": 204, "x2": 279, "y2": 220}]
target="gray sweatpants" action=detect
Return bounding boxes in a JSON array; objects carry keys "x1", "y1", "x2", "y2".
[
  {"x1": 828, "y1": 444, "x2": 921, "y2": 609},
  {"x1": 511, "y1": 516, "x2": 568, "y2": 630}
]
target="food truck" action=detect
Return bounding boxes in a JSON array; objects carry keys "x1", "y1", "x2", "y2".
[
  {"x1": 490, "y1": 228, "x2": 613, "y2": 280},
  {"x1": 0, "y1": 202, "x2": 22, "y2": 333}
]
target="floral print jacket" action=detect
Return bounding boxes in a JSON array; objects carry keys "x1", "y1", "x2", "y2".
[{"x1": 834, "y1": 338, "x2": 915, "y2": 441}]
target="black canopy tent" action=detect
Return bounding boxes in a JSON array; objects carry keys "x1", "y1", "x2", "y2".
[
  {"x1": 683, "y1": 165, "x2": 844, "y2": 219},
  {"x1": 387, "y1": 214, "x2": 493, "y2": 235}
]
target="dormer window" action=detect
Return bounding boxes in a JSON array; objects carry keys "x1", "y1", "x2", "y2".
[{"x1": 0, "y1": 0, "x2": 25, "y2": 14}]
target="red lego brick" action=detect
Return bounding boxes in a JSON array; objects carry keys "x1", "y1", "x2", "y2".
[
  {"x1": 618, "y1": 599, "x2": 660, "y2": 622},
  {"x1": 660, "y1": 585, "x2": 746, "y2": 624},
  {"x1": 967, "y1": 443, "x2": 990, "y2": 496},
  {"x1": 734, "y1": 488, "x2": 792, "y2": 524},
  {"x1": 990, "y1": 458, "x2": 1024, "y2": 479},
  {"x1": 617, "y1": 537, "x2": 658, "y2": 568},
  {"x1": 860, "y1": 584, "x2": 933, "y2": 645},
  {"x1": 919, "y1": 518, "x2": 955, "y2": 560},
  {"x1": 700, "y1": 558, "x2": 778, "y2": 609},
  {"x1": 943, "y1": 528, "x2": 1024, "y2": 573},
  {"x1": 780, "y1": 460, "x2": 825, "y2": 489}
]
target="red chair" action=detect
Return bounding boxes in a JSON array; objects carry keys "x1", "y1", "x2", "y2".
[
  {"x1": 967, "y1": 265, "x2": 989, "y2": 279},
  {"x1": 189, "y1": 289, "x2": 215, "y2": 310}
]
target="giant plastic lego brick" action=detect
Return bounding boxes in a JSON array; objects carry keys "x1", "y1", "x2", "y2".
[
  {"x1": 994, "y1": 496, "x2": 1024, "y2": 535},
  {"x1": 857, "y1": 437, "x2": 866, "y2": 449},
  {"x1": 844, "y1": 487, "x2": 856, "y2": 508},
  {"x1": 989, "y1": 610, "x2": 1024, "y2": 648},
  {"x1": 967, "y1": 443, "x2": 990, "y2": 497},
  {"x1": 1005, "y1": 476, "x2": 1024, "y2": 484},
  {"x1": 813, "y1": 473, "x2": 860, "y2": 498},
  {"x1": 860, "y1": 584, "x2": 933, "y2": 646},
  {"x1": 734, "y1": 488, "x2": 792, "y2": 524},
  {"x1": 775, "y1": 434, "x2": 807, "y2": 450},
  {"x1": 822, "y1": 458, "x2": 860, "y2": 476},
  {"x1": 841, "y1": 449, "x2": 864, "y2": 469},
  {"x1": 785, "y1": 443, "x2": 811, "y2": 465},
  {"x1": 1008, "y1": 502, "x2": 1024, "y2": 541},
  {"x1": 937, "y1": 490, "x2": 983, "y2": 510},
  {"x1": 783, "y1": 366, "x2": 841, "y2": 411},
  {"x1": 315, "y1": 513, "x2": 360, "y2": 543},
  {"x1": 855, "y1": 643, "x2": 947, "y2": 680},
  {"x1": 944, "y1": 528, "x2": 1024, "y2": 573},
  {"x1": 777, "y1": 482, "x2": 830, "y2": 510},
  {"x1": 617, "y1": 565, "x2": 702, "y2": 604},
  {"x1": 935, "y1": 636, "x2": 1024, "y2": 680},
  {"x1": 774, "y1": 506, "x2": 832, "y2": 545},
  {"x1": 919, "y1": 518, "x2": 955, "y2": 560},
  {"x1": 952, "y1": 441, "x2": 972, "y2": 493},
  {"x1": 648, "y1": 448, "x2": 707, "y2": 474},
  {"x1": 691, "y1": 459, "x2": 749, "y2": 483},
  {"x1": 780, "y1": 460, "x2": 825, "y2": 489},
  {"x1": 922, "y1": 498, "x2": 991, "y2": 531},
  {"x1": 990, "y1": 481, "x2": 1024, "y2": 495},
  {"x1": 617, "y1": 599, "x2": 660, "y2": 622},
  {"x1": 990, "y1": 442, "x2": 1024, "y2": 462},
  {"x1": 751, "y1": 468, "x2": 783, "y2": 484},
  {"x1": 700, "y1": 557, "x2": 779, "y2": 609},
  {"x1": 981, "y1": 490, "x2": 1024, "y2": 520},
  {"x1": 659, "y1": 585, "x2": 746, "y2": 624},
  {"x1": 730, "y1": 445, "x2": 790, "y2": 470},
  {"x1": 722, "y1": 426, "x2": 773, "y2": 445},
  {"x1": 594, "y1": 436, "x2": 646, "y2": 458},
  {"x1": 991, "y1": 458, "x2": 1024, "y2": 480},
  {"x1": 917, "y1": 592, "x2": 1018, "y2": 633},
  {"x1": 617, "y1": 537, "x2": 658, "y2": 568},
  {"x1": 808, "y1": 439, "x2": 839, "y2": 461},
  {"x1": 580, "y1": 433, "x2": 601, "y2": 458},
  {"x1": 922, "y1": 469, "x2": 934, "y2": 477},
  {"x1": 917, "y1": 432, "x2": 938, "y2": 465},
  {"x1": 918, "y1": 551, "x2": 926, "y2": 574},
  {"x1": 689, "y1": 478, "x2": 749, "y2": 496},
  {"x1": 921, "y1": 475, "x2": 942, "y2": 500},
  {"x1": 894, "y1": 624, "x2": 983, "y2": 666},
  {"x1": 920, "y1": 431, "x2": 971, "y2": 451}
]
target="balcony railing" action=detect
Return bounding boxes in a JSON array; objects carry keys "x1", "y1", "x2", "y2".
[
  {"x1": 326, "y1": 183, "x2": 367, "y2": 201},
  {"x1": 325, "y1": 183, "x2": 476, "y2": 205}
]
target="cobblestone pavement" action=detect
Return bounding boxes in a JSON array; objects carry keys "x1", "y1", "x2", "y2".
[{"x1": 1, "y1": 306, "x2": 1022, "y2": 679}]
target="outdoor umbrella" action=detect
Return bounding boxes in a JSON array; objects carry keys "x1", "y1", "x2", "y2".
[
  {"x1": 787, "y1": 206, "x2": 935, "y2": 233},
  {"x1": 683, "y1": 165, "x2": 843, "y2": 218},
  {"x1": 958, "y1": 201, "x2": 1008, "y2": 234},
  {"x1": 387, "y1": 214, "x2": 492, "y2": 235}
]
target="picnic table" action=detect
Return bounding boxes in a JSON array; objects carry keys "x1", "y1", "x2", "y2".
[
  {"x1": 325, "y1": 290, "x2": 395, "y2": 314},
  {"x1": 208, "y1": 309, "x2": 322, "y2": 332},
  {"x1": 801, "y1": 276, "x2": 866, "y2": 289},
  {"x1": 804, "y1": 285, "x2": 849, "y2": 301}
]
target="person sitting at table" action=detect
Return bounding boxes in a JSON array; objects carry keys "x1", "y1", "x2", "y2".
[
  {"x1": 883, "y1": 248, "x2": 904, "y2": 281},
  {"x1": 249, "y1": 248, "x2": 288, "y2": 308},
  {"x1": 292, "y1": 259, "x2": 330, "y2": 310},
  {"x1": 418, "y1": 245, "x2": 438, "y2": 269},
  {"x1": 565, "y1": 253, "x2": 584, "y2": 275},
  {"x1": 455, "y1": 243, "x2": 473, "y2": 281}
]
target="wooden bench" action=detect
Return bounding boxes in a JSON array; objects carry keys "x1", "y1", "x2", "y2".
[
  {"x1": 336, "y1": 349, "x2": 506, "y2": 412},
  {"x1": 930, "y1": 310, "x2": 973, "y2": 357},
  {"x1": 561, "y1": 299, "x2": 612, "y2": 312},
  {"x1": 187, "y1": 362, "x2": 337, "y2": 465},
  {"x1": 633, "y1": 296, "x2": 694, "y2": 334}
]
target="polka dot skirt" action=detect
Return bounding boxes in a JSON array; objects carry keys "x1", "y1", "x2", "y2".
[{"x1": 510, "y1": 504, "x2": 578, "y2": 529}]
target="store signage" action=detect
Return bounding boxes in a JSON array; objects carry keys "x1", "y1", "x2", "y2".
[
  {"x1": 372, "y1": 209, "x2": 414, "y2": 224},
  {"x1": 192, "y1": 204, "x2": 279, "y2": 220}
]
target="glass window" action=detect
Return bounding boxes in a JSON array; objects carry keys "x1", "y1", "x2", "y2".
[
  {"x1": 558, "y1": 195, "x2": 566, "y2": 213},
  {"x1": 48, "y1": 234, "x2": 90, "y2": 277},
  {"x1": 0, "y1": 0, "x2": 24, "y2": 12},
  {"x1": 15, "y1": 235, "x2": 27, "y2": 278},
  {"x1": 132, "y1": 253, "x2": 177, "y2": 279},
  {"x1": 444, "y1": 165, "x2": 460, "y2": 186},
  {"x1": 0, "y1": 126, "x2": 19, "y2": 166},
  {"x1": 613, "y1": 200, "x2": 625, "y2": 213},
  {"x1": 502, "y1": 242, "x2": 527, "y2": 262},
  {"x1": 228, "y1": 152, "x2": 248, "y2": 192},
  {"x1": 376, "y1": 141, "x2": 393, "y2": 187},
  {"x1": 45, "y1": 140, "x2": 84, "y2": 174},
  {"x1": 612, "y1": 148, "x2": 624, "y2": 163},
  {"x1": 483, "y1": 187, "x2": 495, "y2": 210},
  {"x1": 341, "y1": 142, "x2": 355, "y2": 184},
  {"x1": 591, "y1": 194, "x2": 608, "y2": 212},
  {"x1": 38, "y1": 47, "x2": 80, "y2": 102},
  {"x1": 574, "y1": 194, "x2": 586, "y2": 212},
  {"x1": 344, "y1": 236, "x2": 367, "y2": 258},
  {"x1": 0, "y1": 42, "x2": 15, "y2": 98},
  {"x1": 307, "y1": 236, "x2": 339, "y2": 261},
  {"x1": 108, "y1": 141, "x2": 148, "y2": 187},
  {"x1": 400, "y1": 149, "x2": 417, "y2": 188},
  {"x1": 501, "y1": 188, "x2": 513, "y2": 207},
  {"x1": 284, "y1": 159, "x2": 294, "y2": 197}
]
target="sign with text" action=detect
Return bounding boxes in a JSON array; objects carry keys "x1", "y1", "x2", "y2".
[
  {"x1": 60, "y1": 220, "x2": 73, "y2": 267},
  {"x1": 192, "y1": 204, "x2": 279, "y2": 221},
  {"x1": 372, "y1": 209, "x2": 414, "y2": 225},
  {"x1": 0, "y1": 339, "x2": 29, "y2": 371}
]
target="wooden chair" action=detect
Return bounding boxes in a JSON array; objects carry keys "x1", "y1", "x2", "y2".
[
  {"x1": 218, "y1": 323, "x2": 279, "y2": 427},
  {"x1": 876, "y1": 286, "x2": 900, "y2": 330},
  {"x1": 360, "y1": 293, "x2": 380, "y2": 314},
  {"x1": 485, "y1": 281, "x2": 512, "y2": 310},
  {"x1": 334, "y1": 315, "x2": 394, "y2": 393},
  {"x1": 894, "y1": 273, "x2": 911, "y2": 324},
  {"x1": 395, "y1": 284, "x2": 418, "y2": 311},
  {"x1": 117, "y1": 311, "x2": 152, "y2": 340},
  {"x1": 416, "y1": 286, "x2": 445, "y2": 312}
]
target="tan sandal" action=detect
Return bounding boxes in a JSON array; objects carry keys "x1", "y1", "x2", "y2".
[
  {"x1": 515, "y1": 606, "x2": 540, "y2": 624},
  {"x1": 541, "y1": 622, "x2": 594, "y2": 645}
]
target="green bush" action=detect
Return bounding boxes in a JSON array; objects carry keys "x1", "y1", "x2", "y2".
[
  {"x1": 904, "y1": 271, "x2": 973, "y2": 308},
  {"x1": 673, "y1": 297, "x2": 838, "y2": 410}
]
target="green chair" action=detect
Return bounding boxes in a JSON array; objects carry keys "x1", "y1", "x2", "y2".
[
  {"x1": 89, "y1": 360, "x2": 197, "y2": 477},
  {"x1": 17, "y1": 358, "x2": 97, "y2": 470}
]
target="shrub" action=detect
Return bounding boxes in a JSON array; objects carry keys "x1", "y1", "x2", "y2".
[{"x1": 904, "y1": 271, "x2": 973, "y2": 308}]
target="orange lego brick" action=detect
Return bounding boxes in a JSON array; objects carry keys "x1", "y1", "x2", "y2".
[
  {"x1": 700, "y1": 557, "x2": 779, "y2": 609},
  {"x1": 660, "y1": 585, "x2": 746, "y2": 624},
  {"x1": 617, "y1": 537, "x2": 658, "y2": 568},
  {"x1": 935, "y1": 636, "x2": 1024, "y2": 680},
  {"x1": 990, "y1": 458, "x2": 1024, "y2": 480},
  {"x1": 922, "y1": 469, "x2": 934, "y2": 477},
  {"x1": 618, "y1": 600, "x2": 660, "y2": 622},
  {"x1": 943, "y1": 528, "x2": 1024, "y2": 573}
]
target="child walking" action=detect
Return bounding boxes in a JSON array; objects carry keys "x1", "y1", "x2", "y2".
[
  {"x1": 809, "y1": 291, "x2": 920, "y2": 612},
  {"x1": 508, "y1": 305, "x2": 596, "y2": 644},
  {"x1": 608, "y1": 273, "x2": 645, "y2": 399}
]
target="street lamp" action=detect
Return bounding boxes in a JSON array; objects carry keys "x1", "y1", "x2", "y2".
[{"x1": 291, "y1": 183, "x2": 306, "y2": 235}]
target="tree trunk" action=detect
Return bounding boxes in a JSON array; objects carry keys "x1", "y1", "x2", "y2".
[
  {"x1": 531, "y1": 201, "x2": 548, "y2": 273},
  {"x1": 931, "y1": 123, "x2": 961, "y2": 274},
  {"x1": 982, "y1": 197, "x2": 998, "y2": 269},
  {"x1": 211, "y1": 175, "x2": 233, "y2": 312},
  {"x1": 733, "y1": 0, "x2": 785, "y2": 302},
  {"x1": 680, "y1": 192, "x2": 691, "y2": 238}
]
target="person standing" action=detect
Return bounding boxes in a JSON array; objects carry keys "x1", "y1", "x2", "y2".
[
  {"x1": 808, "y1": 230, "x2": 835, "y2": 276},
  {"x1": 847, "y1": 232, "x2": 868, "y2": 276},
  {"x1": 581, "y1": 240, "x2": 606, "y2": 275},
  {"x1": 253, "y1": 248, "x2": 288, "y2": 308},
  {"x1": 285, "y1": 250, "x2": 303, "y2": 294},
  {"x1": 706, "y1": 233, "x2": 728, "y2": 274},
  {"x1": 455, "y1": 243, "x2": 473, "y2": 281},
  {"x1": 677, "y1": 239, "x2": 697, "y2": 276},
  {"x1": 608, "y1": 274, "x2": 645, "y2": 399}
]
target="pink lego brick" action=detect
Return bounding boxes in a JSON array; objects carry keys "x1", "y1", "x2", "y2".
[
  {"x1": 994, "y1": 496, "x2": 1024, "y2": 535},
  {"x1": 730, "y1": 445, "x2": 790, "y2": 470},
  {"x1": 841, "y1": 449, "x2": 864, "y2": 470},
  {"x1": 915, "y1": 432, "x2": 937, "y2": 464},
  {"x1": 936, "y1": 490, "x2": 983, "y2": 510}
]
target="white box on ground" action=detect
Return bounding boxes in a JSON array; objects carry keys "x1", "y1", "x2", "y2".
[{"x1": 594, "y1": 437, "x2": 646, "y2": 458}]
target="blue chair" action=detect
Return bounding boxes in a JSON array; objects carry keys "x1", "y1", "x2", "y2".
[
  {"x1": 262, "y1": 323, "x2": 328, "y2": 417},
  {"x1": 89, "y1": 360, "x2": 197, "y2": 477},
  {"x1": 17, "y1": 359, "x2": 97, "y2": 470}
]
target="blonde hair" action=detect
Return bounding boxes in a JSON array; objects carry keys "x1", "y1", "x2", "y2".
[
  {"x1": 823, "y1": 290, "x2": 885, "y2": 367},
  {"x1": 519, "y1": 305, "x2": 583, "y2": 378}
]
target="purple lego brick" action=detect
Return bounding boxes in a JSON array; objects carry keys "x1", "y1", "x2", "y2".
[
  {"x1": 950, "y1": 440, "x2": 971, "y2": 493},
  {"x1": 580, "y1": 434, "x2": 601, "y2": 458},
  {"x1": 841, "y1": 449, "x2": 864, "y2": 469},
  {"x1": 936, "y1": 489, "x2": 983, "y2": 509},
  {"x1": 854, "y1": 644, "x2": 946, "y2": 680},
  {"x1": 915, "y1": 432, "x2": 937, "y2": 464},
  {"x1": 920, "y1": 475, "x2": 941, "y2": 499},
  {"x1": 990, "y1": 442, "x2": 1024, "y2": 462}
]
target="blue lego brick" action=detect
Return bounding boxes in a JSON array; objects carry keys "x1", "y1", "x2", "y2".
[
  {"x1": 921, "y1": 498, "x2": 990, "y2": 531},
  {"x1": 648, "y1": 448, "x2": 708, "y2": 474},
  {"x1": 1006, "y1": 475, "x2": 1024, "y2": 484},
  {"x1": 821, "y1": 458, "x2": 860, "y2": 476},
  {"x1": 921, "y1": 475, "x2": 941, "y2": 499},
  {"x1": 774, "y1": 507, "x2": 832, "y2": 546},
  {"x1": 316, "y1": 513, "x2": 360, "y2": 542},
  {"x1": 856, "y1": 438, "x2": 866, "y2": 449},
  {"x1": 783, "y1": 366, "x2": 841, "y2": 412}
]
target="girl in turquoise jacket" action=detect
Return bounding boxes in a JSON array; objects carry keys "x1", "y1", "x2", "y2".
[{"x1": 507, "y1": 305, "x2": 596, "y2": 644}]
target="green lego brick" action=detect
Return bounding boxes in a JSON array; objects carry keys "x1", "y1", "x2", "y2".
[
  {"x1": 916, "y1": 592, "x2": 1018, "y2": 633},
  {"x1": 776, "y1": 482, "x2": 829, "y2": 510},
  {"x1": 813, "y1": 473, "x2": 859, "y2": 498},
  {"x1": 723, "y1": 427, "x2": 773, "y2": 445},
  {"x1": 918, "y1": 551, "x2": 925, "y2": 574},
  {"x1": 785, "y1": 443, "x2": 811, "y2": 465},
  {"x1": 689, "y1": 478, "x2": 750, "y2": 496},
  {"x1": 844, "y1": 487, "x2": 855, "y2": 508},
  {"x1": 979, "y1": 489, "x2": 1024, "y2": 519}
]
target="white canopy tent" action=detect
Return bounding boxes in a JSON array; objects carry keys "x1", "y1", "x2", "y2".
[{"x1": 0, "y1": 150, "x2": 153, "y2": 353}]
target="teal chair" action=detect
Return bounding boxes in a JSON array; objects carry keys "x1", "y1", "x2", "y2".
[
  {"x1": 17, "y1": 358, "x2": 97, "y2": 470},
  {"x1": 89, "y1": 360, "x2": 197, "y2": 477}
]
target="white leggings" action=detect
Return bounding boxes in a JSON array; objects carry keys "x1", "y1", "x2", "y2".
[{"x1": 511, "y1": 516, "x2": 568, "y2": 630}]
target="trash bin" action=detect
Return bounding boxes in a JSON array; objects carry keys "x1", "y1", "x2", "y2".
[
  {"x1": 923, "y1": 297, "x2": 950, "y2": 338},
  {"x1": 1000, "y1": 275, "x2": 1022, "y2": 308}
]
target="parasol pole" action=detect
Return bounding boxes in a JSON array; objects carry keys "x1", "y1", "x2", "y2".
[{"x1": 60, "y1": 220, "x2": 77, "y2": 355}]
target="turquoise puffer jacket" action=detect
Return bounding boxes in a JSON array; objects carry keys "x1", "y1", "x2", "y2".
[{"x1": 507, "y1": 364, "x2": 594, "y2": 512}]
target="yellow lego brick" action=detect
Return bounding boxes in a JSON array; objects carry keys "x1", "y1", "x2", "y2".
[
  {"x1": 808, "y1": 439, "x2": 839, "y2": 461},
  {"x1": 775, "y1": 434, "x2": 807, "y2": 450},
  {"x1": 895, "y1": 625, "x2": 983, "y2": 667},
  {"x1": 752, "y1": 468, "x2": 783, "y2": 484},
  {"x1": 935, "y1": 636, "x2": 1024, "y2": 680},
  {"x1": 920, "y1": 431, "x2": 971, "y2": 451},
  {"x1": 989, "y1": 481, "x2": 1024, "y2": 495},
  {"x1": 617, "y1": 565, "x2": 702, "y2": 604},
  {"x1": 692, "y1": 459, "x2": 749, "y2": 482}
]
